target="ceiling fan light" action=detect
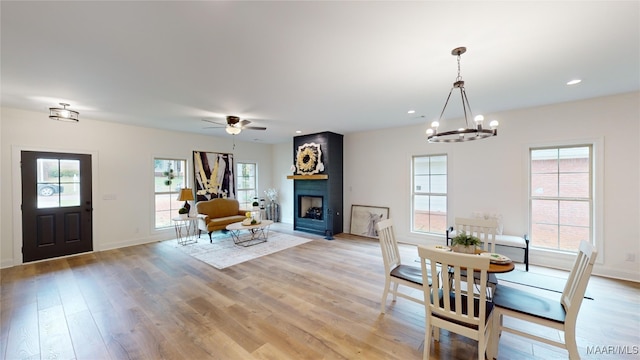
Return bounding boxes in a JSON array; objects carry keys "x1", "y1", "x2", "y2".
[{"x1": 225, "y1": 125, "x2": 241, "y2": 135}]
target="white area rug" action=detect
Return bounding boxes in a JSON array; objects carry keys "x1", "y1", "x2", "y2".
[{"x1": 167, "y1": 231, "x2": 312, "y2": 269}]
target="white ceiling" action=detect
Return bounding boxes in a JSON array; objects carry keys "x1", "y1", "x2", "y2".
[{"x1": 2, "y1": 1, "x2": 638, "y2": 144}]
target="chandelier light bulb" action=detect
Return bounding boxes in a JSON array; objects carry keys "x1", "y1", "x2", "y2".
[
  {"x1": 489, "y1": 120, "x2": 499, "y2": 129},
  {"x1": 474, "y1": 114, "x2": 484, "y2": 124},
  {"x1": 426, "y1": 128, "x2": 434, "y2": 136},
  {"x1": 431, "y1": 121, "x2": 439, "y2": 129}
]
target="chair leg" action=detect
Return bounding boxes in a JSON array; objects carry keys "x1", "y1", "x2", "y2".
[
  {"x1": 392, "y1": 282, "x2": 399, "y2": 301},
  {"x1": 423, "y1": 317, "x2": 431, "y2": 360},
  {"x1": 565, "y1": 325, "x2": 579, "y2": 360},
  {"x1": 380, "y1": 278, "x2": 391, "y2": 313},
  {"x1": 208, "y1": 231, "x2": 213, "y2": 243},
  {"x1": 488, "y1": 311, "x2": 501, "y2": 360}
]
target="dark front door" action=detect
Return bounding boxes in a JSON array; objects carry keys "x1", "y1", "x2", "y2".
[{"x1": 21, "y1": 151, "x2": 93, "y2": 262}]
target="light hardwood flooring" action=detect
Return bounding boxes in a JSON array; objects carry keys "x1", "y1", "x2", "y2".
[{"x1": 1, "y1": 225, "x2": 639, "y2": 359}]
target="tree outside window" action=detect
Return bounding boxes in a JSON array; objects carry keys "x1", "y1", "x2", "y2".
[{"x1": 154, "y1": 158, "x2": 186, "y2": 229}]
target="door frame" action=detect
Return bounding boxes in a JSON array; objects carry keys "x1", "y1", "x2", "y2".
[{"x1": 11, "y1": 145, "x2": 100, "y2": 266}]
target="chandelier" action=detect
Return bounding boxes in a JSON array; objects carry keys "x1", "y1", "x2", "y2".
[
  {"x1": 49, "y1": 103, "x2": 79, "y2": 122},
  {"x1": 426, "y1": 47, "x2": 498, "y2": 143}
]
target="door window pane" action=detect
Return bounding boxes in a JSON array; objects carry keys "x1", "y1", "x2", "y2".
[{"x1": 37, "y1": 158, "x2": 80, "y2": 208}]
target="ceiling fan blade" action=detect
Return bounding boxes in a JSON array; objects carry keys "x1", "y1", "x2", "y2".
[
  {"x1": 202, "y1": 118, "x2": 226, "y2": 126},
  {"x1": 242, "y1": 126, "x2": 267, "y2": 131}
]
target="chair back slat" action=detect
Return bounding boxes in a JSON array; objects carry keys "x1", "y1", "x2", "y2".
[
  {"x1": 376, "y1": 219, "x2": 401, "y2": 272},
  {"x1": 561, "y1": 240, "x2": 597, "y2": 318},
  {"x1": 454, "y1": 217, "x2": 498, "y2": 253}
]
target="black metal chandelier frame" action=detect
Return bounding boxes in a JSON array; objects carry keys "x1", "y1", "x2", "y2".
[{"x1": 426, "y1": 47, "x2": 498, "y2": 143}]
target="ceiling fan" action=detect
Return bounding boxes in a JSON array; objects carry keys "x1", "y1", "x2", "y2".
[{"x1": 202, "y1": 115, "x2": 267, "y2": 135}]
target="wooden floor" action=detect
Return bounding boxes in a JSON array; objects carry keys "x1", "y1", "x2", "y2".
[{"x1": 1, "y1": 225, "x2": 639, "y2": 360}]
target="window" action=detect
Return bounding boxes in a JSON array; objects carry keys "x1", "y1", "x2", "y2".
[
  {"x1": 412, "y1": 155, "x2": 447, "y2": 234},
  {"x1": 530, "y1": 145, "x2": 592, "y2": 251},
  {"x1": 236, "y1": 162, "x2": 257, "y2": 210},
  {"x1": 154, "y1": 158, "x2": 186, "y2": 229}
]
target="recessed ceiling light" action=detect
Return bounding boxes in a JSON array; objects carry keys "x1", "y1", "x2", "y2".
[
  {"x1": 567, "y1": 79, "x2": 582, "y2": 85},
  {"x1": 407, "y1": 110, "x2": 415, "y2": 114},
  {"x1": 295, "y1": 130, "x2": 302, "y2": 134}
]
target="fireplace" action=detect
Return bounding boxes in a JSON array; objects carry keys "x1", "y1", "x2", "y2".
[
  {"x1": 291, "y1": 132, "x2": 343, "y2": 237},
  {"x1": 299, "y1": 195, "x2": 323, "y2": 220}
]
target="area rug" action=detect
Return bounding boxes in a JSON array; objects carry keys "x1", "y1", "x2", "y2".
[{"x1": 167, "y1": 231, "x2": 312, "y2": 269}]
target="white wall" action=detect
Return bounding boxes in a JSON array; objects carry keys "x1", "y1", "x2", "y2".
[
  {"x1": 0, "y1": 107, "x2": 275, "y2": 267},
  {"x1": 2, "y1": 92, "x2": 639, "y2": 282},
  {"x1": 343, "y1": 92, "x2": 640, "y2": 281}
]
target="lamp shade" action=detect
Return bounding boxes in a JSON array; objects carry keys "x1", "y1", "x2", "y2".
[{"x1": 177, "y1": 188, "x2": 195, "y2": 201}]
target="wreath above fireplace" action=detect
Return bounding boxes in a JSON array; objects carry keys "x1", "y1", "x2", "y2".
[{"x1": 295, "y1": 142, "x2": 325, "y2": 175}]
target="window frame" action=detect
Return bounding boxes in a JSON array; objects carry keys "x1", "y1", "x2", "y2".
[
  {"x1": 153, "y1": 157, "x2": 187, "y2": 230},
  {"x1": 236, "y1": 162, "x2": 257, "y2": 210},
  {"x1": 411, "y1": 154, "x2": 448, "y2": 235},
  {"x1": 527, "y1": 138, "x2": 603, "y2": 257}
]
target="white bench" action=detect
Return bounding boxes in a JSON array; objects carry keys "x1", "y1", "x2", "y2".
[{"x1": 446, "y1": 227, "x2": 530, "y2": 271}]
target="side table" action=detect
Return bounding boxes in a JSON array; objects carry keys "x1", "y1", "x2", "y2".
[{"x1": 172, "y1": 216, "x2": 198, "y2": 245}]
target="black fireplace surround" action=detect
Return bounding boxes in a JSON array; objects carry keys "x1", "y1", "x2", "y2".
[{"x1": 292, "y1": 132, "x2": 343, "y2": 237}]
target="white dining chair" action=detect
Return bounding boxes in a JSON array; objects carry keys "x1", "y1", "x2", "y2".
[
  {"x1": 489, "y1": 240, "x2": 597, "y2": 360},
  {"x1": 452, "y1": 217, "x2": 499, "y2": 296},
  {"x1": 419, "y1": 245, "x2": 494, "y2": 360},
  {"x1": 376, "y1": 218, "x2": 426, "y2": 313}
]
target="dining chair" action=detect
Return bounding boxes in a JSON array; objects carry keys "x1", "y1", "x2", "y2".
[
  {"x1": 418, "y1": 245, "x2": 494, "y2": 360},
  {"x1": 376, "y1": 218, "x2": 426, "y2": 313},
  {"x1": 453, "y1": 217, "x2": 499, "y2": 296},
  {"x1": 489, "y1": 240, "x2": 597, "y2": 360},
  {"x1": 453, "y1": 217, "x2": 498, "y2": 253}
]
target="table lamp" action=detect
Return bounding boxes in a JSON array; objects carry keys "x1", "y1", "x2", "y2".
[{"x1": 177, "y1": 188, "x2": 195, "y2": 215}]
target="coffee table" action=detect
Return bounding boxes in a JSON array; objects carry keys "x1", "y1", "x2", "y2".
[{"x1": 226, "y1": 220, "x2": 274, "y2": 247}]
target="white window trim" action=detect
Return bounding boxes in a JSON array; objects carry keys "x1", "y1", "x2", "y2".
[
  {"x1": 237, "y1": 162, "x2": 258, "y2": 210},
  {"x1": 151, "y1": 155, "x2": 190, "y2": 234},
  {"x1": 410, "y1": 153, "x2": 448, "y2": 236},
  {"x1": 523, "y1": 137, "x2": 604, "y2": 265}
]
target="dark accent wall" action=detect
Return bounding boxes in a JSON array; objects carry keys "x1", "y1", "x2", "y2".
[{"x1": 293, "y1": 132, "x2": 343, "y2": 236}]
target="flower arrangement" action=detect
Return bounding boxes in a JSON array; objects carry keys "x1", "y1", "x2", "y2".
[{"x1": 265, "y1": 188, "x2": 278, "y2": 202}]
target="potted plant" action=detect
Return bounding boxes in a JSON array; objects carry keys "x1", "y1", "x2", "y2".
[
  {"x1": 451, "y1": 231, "x2": 481, "y2": 254},
  {"x1": 178, "y1": 207, "x2": 189, "y2": 218}
]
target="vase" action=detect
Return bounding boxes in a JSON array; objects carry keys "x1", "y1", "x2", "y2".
[
  {"x1": 266, "y1": 201, "x2": 280, "y2": 222},
  {"x1": 452, "y1": 245, "x2": 476, "y2": 254}
]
